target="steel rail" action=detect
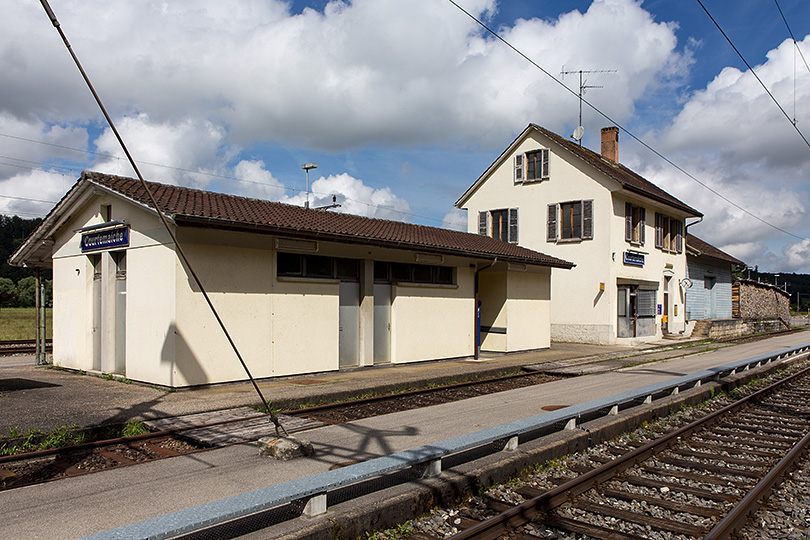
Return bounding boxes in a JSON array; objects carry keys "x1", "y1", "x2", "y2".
[
  {"x1": 448, "y1": 364, "x2": 810, "y2": 540},
  {"x1": 704, "y1": 414, "x2": 810, "y2": 539}
]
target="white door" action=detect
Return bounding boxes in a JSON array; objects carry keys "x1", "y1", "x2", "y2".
[
  {"x1": 339, "y1": 281, "x2": 360, "y2": 367},
  {"x1": 373, "y1": 284, "x2": 391, "y2": 364}
]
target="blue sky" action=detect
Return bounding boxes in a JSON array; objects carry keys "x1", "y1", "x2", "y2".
[{"x1": 1, "y1": 0, "x2": 809, "y2": 272}]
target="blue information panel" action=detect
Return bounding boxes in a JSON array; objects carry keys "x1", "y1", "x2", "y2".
[
  {"x1": 81, "y1": 225, "x2": 130, "y2": 252},
  {"x1": 623, "y1": 251, "x2": 645, "y2": 266}
]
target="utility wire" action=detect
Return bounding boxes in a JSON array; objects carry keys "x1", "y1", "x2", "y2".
[
  {"x1": 446, "y1": 0, "x2": 807, "y2": 241},
  {"x1": 696, "y1": 0, "x2": 809, "y2": 144},
  {"x1": 1, "y1": 131, "x2": 439, "y2": 225},
  {"x1": 39, "y1": 0, "x2": 288, "y2": 436},
  {"x1": 773, "y1": 0, "x2": 810, "y2": 76}
]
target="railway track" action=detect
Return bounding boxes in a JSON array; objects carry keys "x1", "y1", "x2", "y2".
[
  {"x1": 429, "y1": 364, "x2": 810, "y2": 540},
  {"x1": 0, "y1": 370, "x2": 559, "y2": 491},
  {"x1": 0, "y1": 338, "x2": 52, "y2": 354}
]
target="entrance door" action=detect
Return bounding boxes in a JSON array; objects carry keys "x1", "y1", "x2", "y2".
[
  {"x1": 373, "y1": 284, "x2": 391, "y2": 364},
  {"x1": 113, "y1": 251, "x2": 126, "y2": 374},
  {"x1": 617, "y1": 285, "x2": 637, "y2": 338},
  {"x1": 662, "y1": 292, "x2": 669, "y2": 334},
  {"x1": 92, "y1": 254, "x2": 102, "y2": 371},
  {"x1": 338, "y1": 281, "x2": 360, "y2": 367},
  {"x1": 705, "y1": 277, "x2": 717, "y2": 318}
]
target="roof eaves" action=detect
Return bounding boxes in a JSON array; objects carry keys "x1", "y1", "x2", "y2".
[{"x1": 174, "y1": 214, "x2": 575, "y2": 269}]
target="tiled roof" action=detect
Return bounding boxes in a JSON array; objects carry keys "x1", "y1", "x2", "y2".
[
  {"x1": 686, "y1": 234, "x2": 745, "y2": 266},
  {"x1": 84, "y1": 171, "x2": 574, "y2": 269},
  {"x1": 530, "y1": 125, "x2": 701, "y2": 216},
  {"x1": 457, "y1": 124, "x2": 701, "y2": 218}
]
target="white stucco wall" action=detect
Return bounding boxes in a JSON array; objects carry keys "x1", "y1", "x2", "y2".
[{"x1": 390, "y1": 275, "x2": 474, "y2": 363}]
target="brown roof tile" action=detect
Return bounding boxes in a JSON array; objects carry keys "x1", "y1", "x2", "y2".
[
  {"x1": 686, "y1": 235, "x2": 745, "y2": 266},
  {"x1": 84, "y1": 171, "x2": 574, "y2": 269},
  {"x1": 530, "y1": 125, "x2": 701, "y2": 216},
  {"x1": 457, "y1": 124, "x2": 701, "y2": 218}
]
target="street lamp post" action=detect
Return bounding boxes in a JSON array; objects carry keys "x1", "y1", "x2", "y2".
[{"x1": 301, "y1": 163, "x2": 317, "y2": 209}]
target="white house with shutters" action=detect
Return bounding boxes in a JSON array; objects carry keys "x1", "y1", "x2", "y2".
[{"x1": 456, "y1": 124, "x2": 703, "y2": 345}]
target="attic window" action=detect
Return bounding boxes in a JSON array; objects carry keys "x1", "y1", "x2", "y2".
[
  {"x1": 526, "y1": 149, "x2": 549, "y2": 181},
  {"x1": 514, "y1": 149, "x2": 549, "y2": 183}
]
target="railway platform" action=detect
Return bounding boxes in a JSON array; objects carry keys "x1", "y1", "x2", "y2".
[{"x1": 2, "y1": 330, "x2": 810, "y2": 540}]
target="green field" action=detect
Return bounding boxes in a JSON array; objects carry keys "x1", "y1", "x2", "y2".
[{"x1": 0, "y1": 307, "x2": 53, "y2": 340}]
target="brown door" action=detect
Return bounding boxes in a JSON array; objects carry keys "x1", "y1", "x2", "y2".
[{"x1": 663, "y1": 292, "x2": 669, "y2": 334}]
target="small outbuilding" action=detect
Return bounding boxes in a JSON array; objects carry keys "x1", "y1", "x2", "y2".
[
  {"x1": 685, "y1": 235, "x2": 745, "y2": 321},
  {"x1": 10, "y1": 171, "x2": 573, "y2": 387}
]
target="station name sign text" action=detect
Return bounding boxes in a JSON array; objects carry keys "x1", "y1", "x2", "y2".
[{"x1": 81, "y1": 225, "x2": 130, "y2": 252}]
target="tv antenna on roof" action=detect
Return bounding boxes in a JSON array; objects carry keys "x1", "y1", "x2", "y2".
[{"x1": 561, "y1": 67, "x2": 617, "y2": 145}]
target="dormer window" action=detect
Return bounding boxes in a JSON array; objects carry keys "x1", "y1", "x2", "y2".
[{"x1": 514, "y1": 149, "x2": 549, "y2": 183}]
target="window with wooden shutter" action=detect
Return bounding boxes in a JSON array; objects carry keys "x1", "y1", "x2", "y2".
[
  {"x1": 655, "y1": 213, "x2": 664, "y2": 249},
  {"x1": 508, "y1": 208, "x2": 518, "y2": 244},
  {"x1": 541, "y1": 149, "x2": 549, "y2": 178},
  {"x1": 514, "y1": 154, "x2": 523, "y2": 184},
  {"x1": 547, "y1": 204, "x2": 557, "y2": 242},
  {"x1": 582, "y1": 200, "x2": 593, "y2": 240},
  {"x1": 625, "y1": 202, "x2": 632, "y2": 242},
  {"x1": 478, "y1": 211, "x2": 487, "y2": 236},
  {"x1": 638, "y1": 207, "x2": 646, "y2": 245},
  {"x1": 626, "y1": 203, "x2": 645, "y2": 245},
  {"x1": 526, "y1": 149, "x2": 549, "y2": 181},
  {"x1": 674, "y1": 220, "x2": 683, "y2": 253}
]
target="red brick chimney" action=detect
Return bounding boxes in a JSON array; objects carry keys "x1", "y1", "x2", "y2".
[{"x1": 601, "y1": 126, "x2": 619, "y2": 163}]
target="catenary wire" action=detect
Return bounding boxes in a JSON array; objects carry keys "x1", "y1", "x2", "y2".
[
  {"x1": 696, "y1": 0, "x2": 809, "y2": 144},
  {"x1": 446, "y1": 0, "x2": 807, "y2": 242},
  {"x1": 0, "y1": 132, "x2": 439, "y2": 225},
  {"x1": 38, "y1": 0, "x2": 288, "y2": 436},
  {"x1": 773, "y1": 0, "x2": 810, "y2": 76}
]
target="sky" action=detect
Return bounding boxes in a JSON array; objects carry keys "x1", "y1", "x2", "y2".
[{"x1": 1, "y1": 0, "x2": 809, "y2": 273}]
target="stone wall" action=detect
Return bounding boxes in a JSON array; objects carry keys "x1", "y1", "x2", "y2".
[{"x1": 733, "y1": 279, "x2": 790, "y2": 323}]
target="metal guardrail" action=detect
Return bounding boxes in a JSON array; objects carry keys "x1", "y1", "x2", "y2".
[{"x1": 78, "y1": 342, "x2": 810, "y2": 540}]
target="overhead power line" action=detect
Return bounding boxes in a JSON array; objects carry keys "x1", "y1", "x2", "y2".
[
  {"x1": 696, "y1": 0, "x2": 809, "y2": 145},
  {"x1": 773, "y1": 0, "x2": 810, "y2": 77},
  {"x1": 446, "y1": 0, "x2": 807, "y2": 242},
  {"x1": 0, "y1": 131, "x2": 442, "y2": 226},
  {"x1": 39, "y1": 0, "x2": 287, "y2": 436}
]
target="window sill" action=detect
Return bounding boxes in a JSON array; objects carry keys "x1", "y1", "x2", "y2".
[
  {"x1": 556, "y1": 238, "x2": 584, "y2": 244},
  {"x1": 393, "y1": 281, "x2": 458, "y2": 290},
  {"x1": 277, "y1": 276, "x2": 340, "y2": 285}
]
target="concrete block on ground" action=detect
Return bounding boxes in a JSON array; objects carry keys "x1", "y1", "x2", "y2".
[{"x1": 258, "y1": 436, "x2": 315, "y2": 460}]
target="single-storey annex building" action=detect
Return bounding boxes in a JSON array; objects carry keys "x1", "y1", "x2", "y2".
[{"x1": 11, "y1": 171, "x2": 573, "y2": 387}]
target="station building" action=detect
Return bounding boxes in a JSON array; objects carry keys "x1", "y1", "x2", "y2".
[
  {"x1": 11, "y1": 171, "x2": 573, "y2": 387},
  {"x1": 456, "y1": 125, "x2": 703, "y2": 345}
]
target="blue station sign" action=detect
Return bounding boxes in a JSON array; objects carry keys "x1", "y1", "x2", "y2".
[
  {"x1": 623, "y1": 251, "x2": 645, "y2": 266},
  {"x1": 81, "y1": 225, "x2": 130, "y2": 252}
]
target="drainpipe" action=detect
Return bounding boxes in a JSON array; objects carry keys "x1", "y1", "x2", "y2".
[
  {"x1": 35, "y1": 268, "x2": 41, "y2": 364},
  {"x1": 474, "y1": 258, "x2": 498, "y2": 360}
]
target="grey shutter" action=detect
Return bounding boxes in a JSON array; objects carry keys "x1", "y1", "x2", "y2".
[
  {"x1": 547, "y1": 204, "x2": 557, "y2": 242},
  {"x1": 542, "y1": 149, "x2": 549, "y2": 178},
  {"x1": 654, "y1": 213, "x2": 664, "y2": 249},
  {"x1": 508, "y1": 208, "x2": 518, "y2": 244},
  {"x1": 514, "y1": 154, "x2": 523, "y2": 183},
  {"x1": 582, "y1": 200, "x2": 593, "y2": 240},
  {"x1": 478, "y1": 211, "x2": 488, "y2": 236},
  {"x1": 675, "y1": 220, "x2": 683, "y2": 253},
  {"x1": 639, "y1": 207, "x2": 646, "y2": 245},
  {"x1": 637, "y1": 289, "x2": 656, "y2": 317},
  {"x1": 625, "y1": 202, "x2": 632, "y2": 242}
]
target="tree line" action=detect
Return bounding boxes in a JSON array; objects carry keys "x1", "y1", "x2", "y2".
[{"x1": 0, "y1": 215, "x2": 53, "y2": 308}]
